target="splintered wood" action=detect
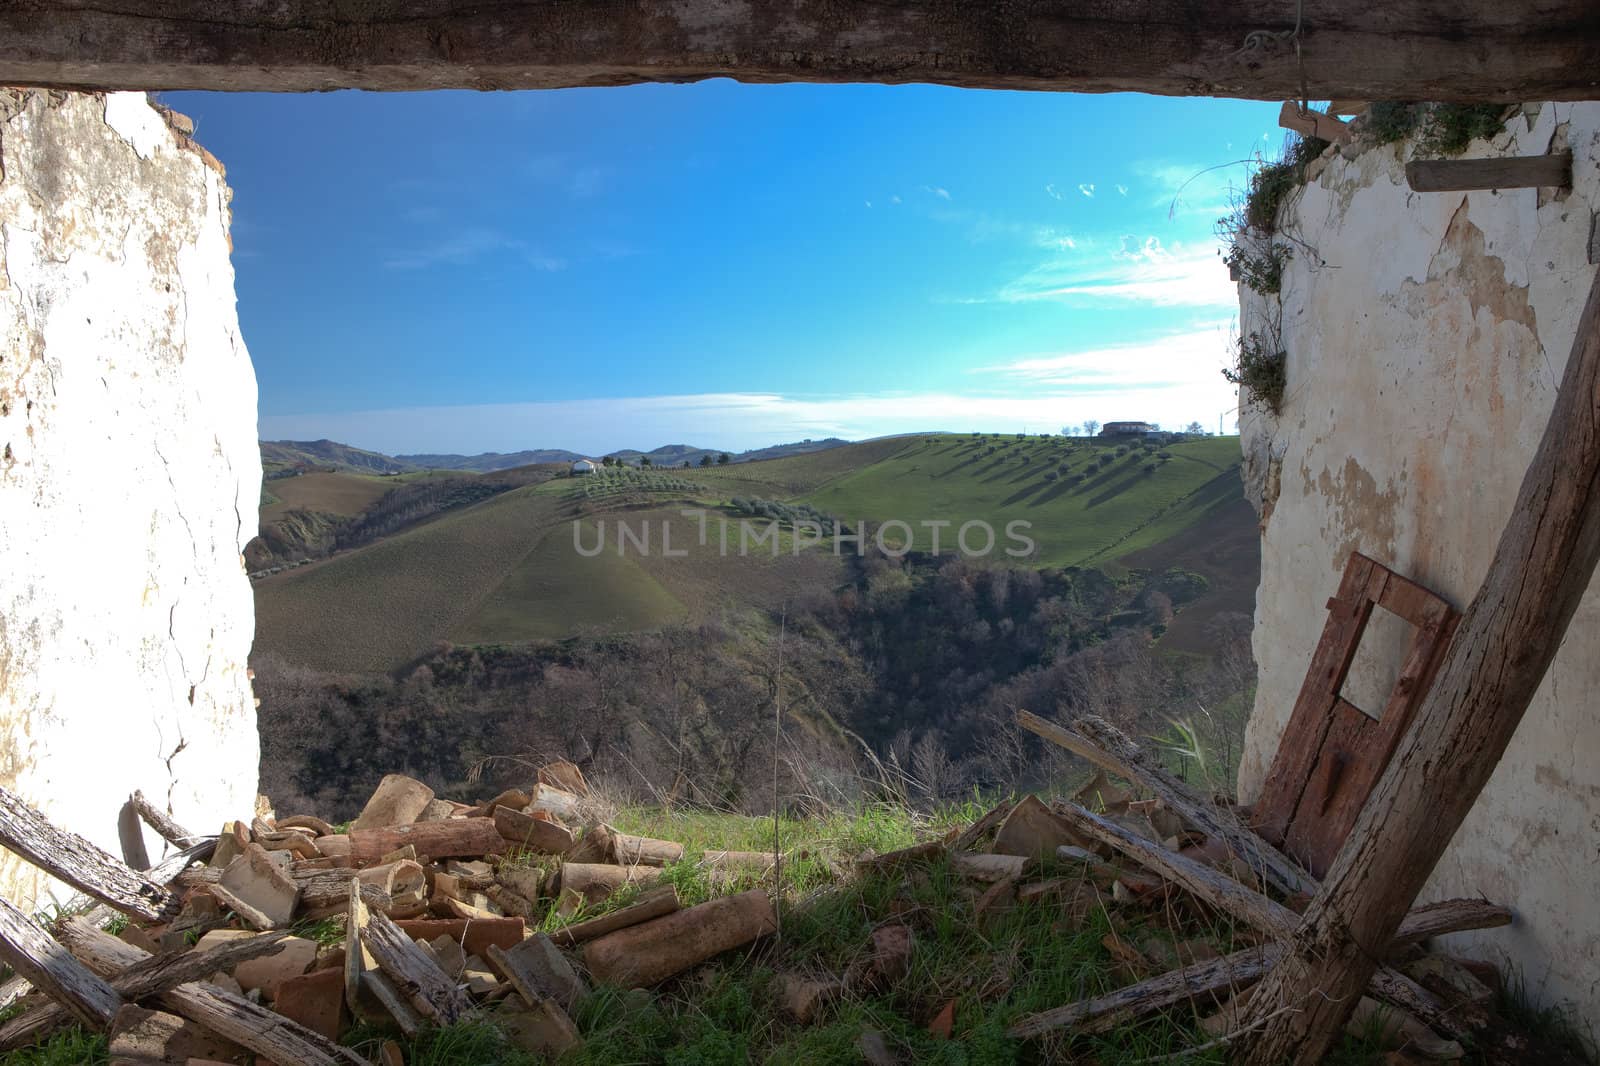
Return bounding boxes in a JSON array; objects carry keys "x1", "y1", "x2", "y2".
[
  {"x1": 1009, "y1": 709, "x2": 1513, "y2": 1047},
  {"x1": 0, "y1": 761, "x2": 783, "y2": 1060}
]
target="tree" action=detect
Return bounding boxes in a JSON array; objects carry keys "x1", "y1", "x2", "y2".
[
  {"x1": 641, "y1": 457, "x2": 653, "y2": 467},
  {"x1": 1061, "y1": 424, "x2": 1079, "y2": 437},
  {"x1": 699, "y1": 455, "x2": 713, "y2": 467},
  {"x1": 1185, "y1": 421, "x2": 1206, "y2": 435},
  {"x1": 1083, "y1": 420, "x2": 1101, "y2": 437},
  {"x1": 717, "y1": 453, "x2": 731, "y2": 465}
]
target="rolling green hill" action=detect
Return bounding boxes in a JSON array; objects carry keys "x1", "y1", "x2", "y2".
[{"x1": 254, "y1": 434, "x2": 1251, "y2": 673}]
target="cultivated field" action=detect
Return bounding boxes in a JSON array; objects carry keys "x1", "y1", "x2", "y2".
[{"x1": 254, "y1": 433, "x2": 1250, "y2": 673}]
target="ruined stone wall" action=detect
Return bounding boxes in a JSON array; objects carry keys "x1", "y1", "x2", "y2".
[
  {"x1": 1238, "y1": 102, "x2": 1600, "y2": 1025},
  {"x1": 0, "y1": 90, "x2": 260, "y2": 905}
]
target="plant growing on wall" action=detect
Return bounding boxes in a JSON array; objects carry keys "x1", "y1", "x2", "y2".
[
  {"x1": 1224, "y1": 331, "x2": 1288, "y2": 414},
  {"x1": 1225, "y1": 241, "x2": 1292, "y2": 295},
  {"x1": 1366, "y1": 101, "x2": 1510, "y2": 155}
]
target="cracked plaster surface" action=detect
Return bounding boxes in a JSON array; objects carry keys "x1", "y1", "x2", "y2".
[{"x1": 0, "y1": 89, "x2": 259, "y2": 908}]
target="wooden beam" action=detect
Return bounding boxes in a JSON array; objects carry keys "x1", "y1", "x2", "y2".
[
  {"x1": 130, "y1": 790, "x2": 204, "y2": 849},
  {"x1": 0, "y1": 895, "x2": 121, "y2": 1030},
  {"x1": 0, "y1": 785, "x2": 179, "y2": 923},
  {"x1": 0, "y1": 923, "x2": 291, "y2": 1049},
  {"x1": 1016, "y1": 710, "x2": 1316, "y2": 897},
  {"x1": 160, "y1": 982, "x2": 368, "y2": 1066},
  {"x1": 1406, "y1": 153, "x2": 1573, "y2": 192},
  {"x1": 1235, "y1": 239, "x2": 1600, "y2": 1064},
  {"x1": 0, "y1": 2, "x2": 1597, "y2": 100},
  {"x1": 1390, "y1": 899, "x2": 1513, "y2": 950},
  {"x1": 1051, "y1": 803, "x2": 1468, "y2": 1040},
  {"x1": 360, "y1": 905, "x2": 473, "y2": 1025},
  {"x1": 1008, "y1": 945, "x2": 1285, "y2": 1038}
]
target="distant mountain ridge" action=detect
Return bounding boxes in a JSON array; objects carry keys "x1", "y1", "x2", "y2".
[
  {"x1": 261, "y1": 437, "x2": 852, "y2": 475},
  {"x1": 260, "y1": 439, "x2": 409, "y2": 475}
]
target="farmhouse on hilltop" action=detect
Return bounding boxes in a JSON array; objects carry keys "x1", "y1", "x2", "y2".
[
  {"x1": 570, "y1": 458, "x2": 600, "y2": 475},
  {"x1": 1099, "y1": 421, "x2": 1155, "y2": 437}
]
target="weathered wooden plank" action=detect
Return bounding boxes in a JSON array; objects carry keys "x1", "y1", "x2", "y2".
[
  {"x1": 0, "y1": 785, "x2": 178, "y2": 922},
  {"x1": 1390, "y1": 899, "x2": 1513, "y2": 949},
  {"x1": 360, "y1": 904, "x2": 473, "y2": 1025},
  {"x1": 345, "y1": 877, "x2": 424, "y2": 1037},
  {"x1": 1406, "y1": 153, "x2": 1572, "y2": 192},
  {"x1": 0, "y1": 2, "x2": 1596, "y2": 101},
  {"x1": 952, "y1": 800, "x2": 1016, "y2": 852},
  {"x1": 0, "y1": 895, "x2": 121, "y2": 1030},
  {"x1": 0, "y1": 922, "x2": 290, "y2": 1049},
  {"x1": 1236, "y1": 246, "x2": 1600, "y2": 1066},
  {"x1": 1052, "y1": 803, "x2": 1466, "y2": 1040},
  {"x1": 1016, "y1": 710, "x2": 1315, "y2": 896},
  {"x1": 161, "y1": 981, "x2": 368, "y2": 1066},
  {"x1": 1007, "y1": 945, "x2": 1285, "y2": 1038}
]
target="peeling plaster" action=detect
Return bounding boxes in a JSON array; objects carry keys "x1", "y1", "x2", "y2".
[{"x1": 1236, "y1": 102, "x2": 1600, "y2": 1026}]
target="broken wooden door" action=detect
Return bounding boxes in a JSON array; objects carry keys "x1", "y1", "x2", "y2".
[{"x1": 1253, "y1": 552, "x2": 1460, "y2": 878}]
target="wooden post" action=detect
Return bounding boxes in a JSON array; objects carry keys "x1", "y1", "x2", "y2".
[{"x1": 1235, "y1": 253, "x2": 1600, "y2": 1063}]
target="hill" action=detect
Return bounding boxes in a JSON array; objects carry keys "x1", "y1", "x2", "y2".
[
  {"x1": 253, "y1": 434, "x2": 1253, "y2": 672},
  {"x1": 395, "y1": 448, "x2": 585, "y2": 471},
  {"x1": 261, "y1": 438, "x2": 411, "y2": 475}
]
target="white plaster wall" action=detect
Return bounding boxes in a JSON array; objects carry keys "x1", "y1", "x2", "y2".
[
  {"x1": 1237, "y1": 102, "x2": 1600, "y2": 1028},
  {"x1": 0, "y1": 90, "x2": 260, "y2": 907}
]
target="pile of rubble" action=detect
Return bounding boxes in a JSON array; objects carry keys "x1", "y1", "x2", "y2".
[
  {"x1": 0, "y1": 720, "x2": 1519, "y2": 1064},
  {"x1": 0, "y1": 761, "x2": 780, "y2": 1064}
]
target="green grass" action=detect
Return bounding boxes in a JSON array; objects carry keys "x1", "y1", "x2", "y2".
[
  {"x1": 0, "y1": 1029, "x2": 108, "y2": 1065},
  {"x1": 0, "y1": 798, "x2": 1442, "y2": 1066}
]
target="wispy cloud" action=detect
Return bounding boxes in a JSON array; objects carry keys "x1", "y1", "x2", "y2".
[
  {"x1": 384, "y1": 227, "x2": 566, "y2": 272},
  {"x1": 1116, "y1": 184, "x2": 1129, "y2": 197},
  {"x1": 1134, "y1": 159, "x2": 1245, "y2": 219},
  {"x1": 890, "y1": 194, "x2": 903, "y2": 205},
  {"x1": 924, "y1": 185, "x2": 952, "y2": 201},
  {"x1": 1078, "y1": 183, "x2": 1095, "y2": 198},
  {"x1": 261, "y1": 343, "x2": 1240, "y2": 454},
  {"x1": 991, "y1": 236, "x2": 1233, "y2": 309},
  {"x1": 1045, "y1": 183, "x2": 1064, "y2": 201},
  {"x1": 984, "y1": 320, "x2": 1234, "y2": 390}
]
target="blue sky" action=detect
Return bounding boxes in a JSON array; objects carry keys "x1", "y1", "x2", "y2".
[{"x1": 167, "y1": 84, "x2": 1279, "y2": 454}]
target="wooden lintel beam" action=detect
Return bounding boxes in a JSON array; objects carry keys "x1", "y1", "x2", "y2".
[
  {"x1": 0, "y1": 2, "x2": 1598, "y2": 101},
  {"x1": 1406, "y1": 152, "x2": 1573, "y2": 192}
]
